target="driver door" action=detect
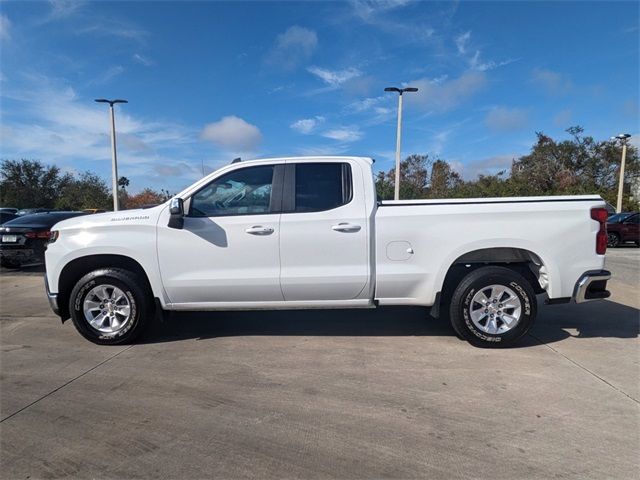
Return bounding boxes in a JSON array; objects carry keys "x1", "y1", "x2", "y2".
[{"x1": 157, "y1": 163, "x2": 284, "y2": 305}]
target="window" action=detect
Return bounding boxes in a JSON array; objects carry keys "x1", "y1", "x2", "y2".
[
  {"x1": 624, "y1": 214, "x2": 639, "y2": 224},
  {"x1": 294, "y1": 163, "x2": 352, "y2": 212},
  {"x1": 190, "y1": 165, "x2": 274, "y2": 217}
]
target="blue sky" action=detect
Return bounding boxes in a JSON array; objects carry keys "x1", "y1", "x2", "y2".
[{"x1": 1, "y1": 0, "x2": 638, "y2": 193}]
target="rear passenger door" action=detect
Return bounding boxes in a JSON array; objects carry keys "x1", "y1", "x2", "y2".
[
  {"x1": 621, "y1": 214, "x2": 639, "y2": 242},
  {"x1": 279, "y1": 161, "x2": 370, "y2": 301}
]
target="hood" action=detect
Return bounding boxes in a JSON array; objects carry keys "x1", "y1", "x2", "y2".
[{"x1": 52, "y1": 205, "x2": 165, "y2": 231}]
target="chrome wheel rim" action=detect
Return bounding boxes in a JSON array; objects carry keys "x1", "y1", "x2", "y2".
[
  {"x1": 83, "y1": 284, "x2": 131, "y2": 334},
  {"x1": 469, "y1": 284, "x2": 522, "y2": 334}
]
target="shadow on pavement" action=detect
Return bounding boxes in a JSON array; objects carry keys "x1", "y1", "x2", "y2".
[
  {"x1": 141, "y1": 298, "x2": 639, "y2": 347},
  {"x1": 0, "y1": 263, "x2": 45, "y2": 275}
]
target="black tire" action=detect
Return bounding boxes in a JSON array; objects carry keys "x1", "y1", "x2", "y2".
[
  {"x1": 449, "y1": 266, "x2": 537, "y2": 348},
  {"x1": 69, "y1": 268, "x2": 152, "y2": 345},
  {"x1": 1, "y1": 257, "x2": 21, "y2": 269},
  {"x1": 607, "y1": 232, "x2": 620, "y2": 248}
]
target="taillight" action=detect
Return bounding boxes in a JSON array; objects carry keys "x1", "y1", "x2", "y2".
[
  {"x1": 25, "y1": 230, "x2": 53, "y2": 240},
  {"x1": 591, "y1": 208, "x2": 608, "y2": 255}
]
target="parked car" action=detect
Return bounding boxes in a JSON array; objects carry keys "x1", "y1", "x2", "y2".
[
  {"x1": 83, "y1": 209, "x2": 107, "y2": 214},
  {"x1": 607, "y1": 212, "x2": 633, "y2": 223},
  {"x1": 16, "y1": 208, "x2": 49, "y2": 216},
  {"x1": 607, "y1": 212, "x2": 640, "y2": 247},
  {"x1": 0, "y1": 211, "x2": 87, "y2": 268},
  {"x1": 0, "y1": 207, "x2": 18, "y2": 214},
  {"x1": 45, "y1": 156, "x2": 612, "y2": 348},
  {"x1": 0, "y1": 212, "x2": 19, "y2": 225}
]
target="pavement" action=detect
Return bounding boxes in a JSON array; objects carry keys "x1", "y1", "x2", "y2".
[{"x1": 0, "y1": 248, "x2": 638, "y2": 479}]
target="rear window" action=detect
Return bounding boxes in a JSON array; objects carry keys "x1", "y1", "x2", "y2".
[
  {"x1": 4, "y1": 212, "x2": 86, "y2": 226},
  {"x1": 294, "y1": 163, "x2": 352, "y2": 213}
]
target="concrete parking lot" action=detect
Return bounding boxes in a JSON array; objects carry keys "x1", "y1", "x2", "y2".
[{"x1": 1, "y1": 249, "x2": 638, "y2": 479}]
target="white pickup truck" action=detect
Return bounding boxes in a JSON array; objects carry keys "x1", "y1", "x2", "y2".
[{"x1": 44, "y1": 156, "x2": 611, "y2": 347}]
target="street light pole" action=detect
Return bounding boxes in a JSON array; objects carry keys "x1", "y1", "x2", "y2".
[
  {"x1": 384, "y1": 87, "x2": 418, "y2": 200},
  {"x1": 612, "y1": 133, "x2": 631, "y2": 213},
  {"x1": 95, "y1": 98, "x2": 128, "y2": 211}
]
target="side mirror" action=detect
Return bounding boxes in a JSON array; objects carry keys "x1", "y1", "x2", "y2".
[{"x1": 168, "y1": 197, "x2": 184, "y2": 229}]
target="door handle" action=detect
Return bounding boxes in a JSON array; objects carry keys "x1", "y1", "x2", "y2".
[
  {"x1": 245, "y1": 226, "x2": 274, "y2": 235},
  {"x1": 332, "y1": 223, "x2": 361, "y2": 233}
]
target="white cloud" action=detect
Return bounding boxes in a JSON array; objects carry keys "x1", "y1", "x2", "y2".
[
  {"x1": 454, "y1": 30, "x2": 517, "y2": 72},
  {"x1": 347, "y1": 96, "x2": 386, "y2": 113},
  {"x1": 38, "y1": 0, "x2": 86, "y2": 23},
  {"x1": 349, "y1": 0, "x2": 433, "y2": 42},
  {"x1": 321, "y1": 126, "x2": 363, "y2": 142},
  {"x1": 351, "y1": 0, "x2": 413, "y2": 19},
  {"x1": 132, "y1": 53, "x2": 154, "y2": 66},
  {"x1": 264, "y1": 26, "x2": 318, "y2": 71},
  {"x1": 409, "y1": 71, "x2": 487, "y2": 112},
  {"x1": 470, "y1": 53, "x2": 517, "y2": 72},
  {"x1": 455, "y1": 31, "x2": 471, "y2": 55},
  {"x1": 201, "y1": 116, "x2": 262, "y2": 151},
  {"x1": 457, "y1": 155, "x2": 516, "y2": 180},
  {"x1": 290, "y1": 116, "x2": 325, "y2": 134},
  {"x1": 77, "y1": 19, "x2": 149, "y2": 42},
  {"x1": 0, "y1": 14, "x2": 10, "y2": 41},
  {"x1": 531, "y1": 68, "x2": 572, "y2": 95},
  {"x1": 0, "y1": 79, "x2": 195, "y2": 168},
  {"x1": 307, "y1": 66, "x2": 362, "y2": 87},
  {"x1": 485, "y1": 107, "x2": 529, "y2": 132},
  {"x1": 89, "y1": 65, "x2": 124, "y2": 85}
]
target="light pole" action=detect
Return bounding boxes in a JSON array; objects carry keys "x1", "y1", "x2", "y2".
[
  {"x1": 384, "y1": 87, "x2": 418, "y2": 200},
  {"x1": 611, "y1": 133, "x2": 631, "y2": 213},
  {"x1": 95, "y1": 98, "x2": 128, "y2": 211}
]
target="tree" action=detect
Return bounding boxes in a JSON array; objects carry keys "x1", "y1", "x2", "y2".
[
  {"x1": 56, "y1": 172, "x2": 112, "y2": 210},
  {"x1": 0, "y1": 159, "x2": 68, "y2": 208},
  {"x1": 125, "y1": 188, "x2": 172, "y2": 209},
  {"x1": 118, "y1": 176, "x2": 130, "y2": 189},
  {"x1": 117, "y1": 176, "x2": 130, "y2": 208},
  {"x1": 510, "y1": 126, "x2": 639, "y2": 209},
  {"x1": 428, "y1": 159, "x2": 462, "y2": 198},
  {"x1": 375, "y1": 154, "x2": 432, "y2": 200}
]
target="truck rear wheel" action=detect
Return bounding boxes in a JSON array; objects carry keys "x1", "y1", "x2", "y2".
[
  {"x1": 449, "y1": 266, "x2": 537, "y2": 348},
  {"x1": 68, "y1": 268, "x2": 152, "y2": 345}
]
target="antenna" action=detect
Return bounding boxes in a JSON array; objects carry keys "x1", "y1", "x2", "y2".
[{"x1": 231, "y1": 157, "x2": 242, "y2": 164}]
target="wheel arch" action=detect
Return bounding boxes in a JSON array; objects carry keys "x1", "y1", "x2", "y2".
[
  {"x1": 57, "y1": 254, "x2": 154, "y2": 321},
  {"x1": 434, "y1": 247, "x2": 548, "y2": 317}
]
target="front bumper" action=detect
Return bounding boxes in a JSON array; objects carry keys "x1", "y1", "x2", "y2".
[
  {"x1": 44, "y1": 276, "x2": 60, "y2": 316},
  {"x1": 573, "y1": 270, "x2": 611, "y2": 303}
]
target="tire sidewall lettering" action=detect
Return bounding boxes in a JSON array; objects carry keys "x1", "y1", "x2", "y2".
[{"x1": 74, "y1": 279, "x2": 138, "y2": 340}]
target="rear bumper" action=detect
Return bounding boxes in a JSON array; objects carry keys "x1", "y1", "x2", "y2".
[
  {"x1": 573, "y1": 270, "x2": 611, "y2": 303},
  {"x1": 0, "y1": 247, "x2": 37, "y2": 263},
  {"x1": 44, "y1": 276, "x2": 60, "y2": 316}
]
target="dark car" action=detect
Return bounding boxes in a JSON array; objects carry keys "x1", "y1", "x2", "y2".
[
  {"x1": 16, "y1": 208, "x2": 49, "y2": 216},
  {"x1": 0, "y1": 207, "x2": 18, "y2": 214},
  {"x1": 0, "y1": 212, "x2": 19, "y2": 225},
  {"x1": 0, "y1": 211, "x2": 87, "y2": 268},
  {"x1": 607, "y1": 212, "x2": 633, "y2": 223},
  {"x1": 607, "y1": 212, "x2": 640, "y2": 247}
]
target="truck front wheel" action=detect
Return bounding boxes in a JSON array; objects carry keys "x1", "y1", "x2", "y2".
[
  {"x1": 449, "y1": 266, "x2": 537, "y2": 348},
  {"x1": 68, "y1": 268, "x2": 152, "y2": 345}
]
